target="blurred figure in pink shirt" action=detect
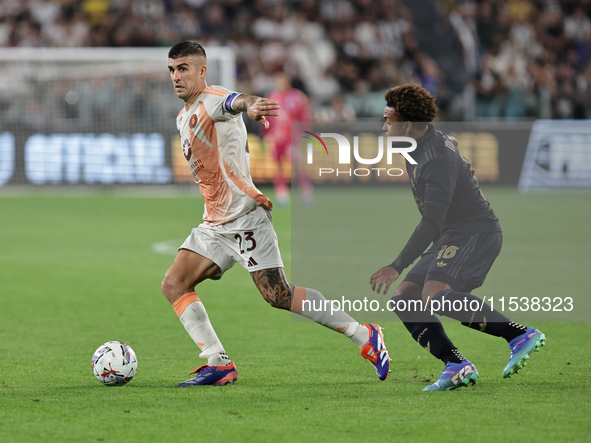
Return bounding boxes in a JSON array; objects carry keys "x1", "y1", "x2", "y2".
[{"x1": 265, "y1": 73, "x2": 314, "y2": 207}]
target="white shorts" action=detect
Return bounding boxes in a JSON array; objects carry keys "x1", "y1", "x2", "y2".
[{"x1": 179, "y1": 205, "x2": 284, "y2": 278}]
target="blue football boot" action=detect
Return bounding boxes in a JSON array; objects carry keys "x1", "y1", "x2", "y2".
[
  {"x1": 503, "y1": 327, "x2": 546, "y2": 378},
  {"x1": 423, "y1": 359, "x2": 479, "y2": 391},
  {"x1": 360, "y1": 324, "x2": 390, "y2": 381},
  {"x1": 178, "y1": 362, "x2": 238, "y2": 386}
]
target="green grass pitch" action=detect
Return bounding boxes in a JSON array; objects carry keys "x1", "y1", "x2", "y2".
[{"x1": 0, "y1": 187, "x2": 589, "y2": 442}]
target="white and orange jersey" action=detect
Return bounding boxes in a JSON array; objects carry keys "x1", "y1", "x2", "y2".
[{"x1": 177, "y1": 85, "x2": 272, "y2": 225}]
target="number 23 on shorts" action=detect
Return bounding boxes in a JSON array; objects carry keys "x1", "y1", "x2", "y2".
[{"x1": 234, "y1": 231, "x2": 257, "y2": 254}]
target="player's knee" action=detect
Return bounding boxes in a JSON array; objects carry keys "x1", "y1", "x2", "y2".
[
  {"x1": 161, "y1": 273, "x2": 192, "y2": 304},
  {"x1": 394, "y1": 282, "x2": 421, "y2": 299},
  {"x1": 422, "y1": 282, "x2": 451, "y2": 306},
  {"x1": 160, "y1": 274, "x2": 175, "y2": 303},
  {"x1": 421, "y1": 288, "x2": 445, "y2": 306}
]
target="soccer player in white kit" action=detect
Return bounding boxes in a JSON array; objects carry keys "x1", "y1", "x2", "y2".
[{"x1": 163, "y1": 41, "x2": 390, "y2": 386}]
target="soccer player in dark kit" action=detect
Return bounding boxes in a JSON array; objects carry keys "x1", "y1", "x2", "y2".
[{"x1": 370, "y1": 84, "x2": 546, "y2": 391}]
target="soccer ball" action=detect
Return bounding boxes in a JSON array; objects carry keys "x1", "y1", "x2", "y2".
[{"x1": 92, "y1": 341, "x2": 138, "y2": 386}]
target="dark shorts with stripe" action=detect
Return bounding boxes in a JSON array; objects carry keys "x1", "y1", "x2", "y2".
[{"x1": 403, "y1": 230, "x2": 503, "y2": 293}]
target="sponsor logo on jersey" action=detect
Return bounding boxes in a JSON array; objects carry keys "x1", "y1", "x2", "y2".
[{"x1": 182, "y1": 139, "x2": 192, "y2": 161}]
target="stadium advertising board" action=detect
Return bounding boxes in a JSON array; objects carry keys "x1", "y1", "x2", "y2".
[
  {"x1": 292, "y1": 121, "x2": 533, "y2": 186},
  {"x1": 518, "y1": 120, "x2": 591, "y2": 192},
  {"x1": 0, "y1": 131, "x2": 172, "y2": 186},
  {"x1": 3, "y1": 121, "x2": 586, "y2": 188}
]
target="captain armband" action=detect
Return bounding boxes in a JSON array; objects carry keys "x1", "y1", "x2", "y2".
[{"x1": 224, "y1": 93, "x2": 240, "y2": 113}]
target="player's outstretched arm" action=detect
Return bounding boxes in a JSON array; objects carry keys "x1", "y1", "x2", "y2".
[{"x1": 232, "y1": 94, "x2": 280, "y2": 129}]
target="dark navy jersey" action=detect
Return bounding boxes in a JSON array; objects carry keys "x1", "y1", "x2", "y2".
[{"x1": 406, "y1": 124, "x2": 501, "y2": 234}]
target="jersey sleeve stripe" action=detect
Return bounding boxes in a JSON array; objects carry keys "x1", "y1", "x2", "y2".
[
  {"x1": 205, "y1": 86, "x2": 230, "y2": 96},
  {"x1": 206, "y1": 85, "x2": 230, "y2": 93}
]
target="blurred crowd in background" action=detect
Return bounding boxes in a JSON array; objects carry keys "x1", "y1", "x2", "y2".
[{"x1": 1, "y1": 0, "x2": 591, "y2": 121}]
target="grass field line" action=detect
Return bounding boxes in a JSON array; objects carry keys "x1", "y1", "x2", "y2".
[{"x1": 151, "y1": 239, "x2": 184, "y2": 255}]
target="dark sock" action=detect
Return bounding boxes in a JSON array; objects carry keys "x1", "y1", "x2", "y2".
[
  {"x1": 431, "y1": 290, "x2": 527, "y2": 342},
  {"x1": 502, "y1": 321, "x2": 528, "y2": 342},
  {"x1": 391, "y1": 293, "x2": 463, "y2": 364},
  {"x1": 440, "y1": 347, "x2": 465, "y2": 364}
]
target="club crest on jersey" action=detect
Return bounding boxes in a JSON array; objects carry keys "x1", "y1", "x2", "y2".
[
  {"x1": 182, "y1": 139, "x2": 192, "y2": 161},
  {"x1": 189, "y1": 114, "x2": 198, "y2": 129}
]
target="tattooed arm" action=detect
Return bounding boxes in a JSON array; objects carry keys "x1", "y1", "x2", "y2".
[
  {"x1": 251, "y1": 268, "x2": 294, "y2": 311},
  {"x1": 232, "y1": 94, "x2": 279, "y2": 129}
]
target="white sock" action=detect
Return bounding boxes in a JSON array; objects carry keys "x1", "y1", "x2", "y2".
[
  {"x1": 349, "y1": 324, "x2": 370, "y2": 348},
  {"x1": 208, "y1": 352, "x2": 232, "y2": 367},
  {"x1": 173, "y1": 292, "x2": 231, "y2": 366},
  {"x1": 291, "y1": 287, "x2": 369, "y2": 349}
]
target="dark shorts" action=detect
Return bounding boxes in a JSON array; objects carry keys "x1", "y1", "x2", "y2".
[{"x1": 403, "y1": 230, "x2": 502, "y2": 293}]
